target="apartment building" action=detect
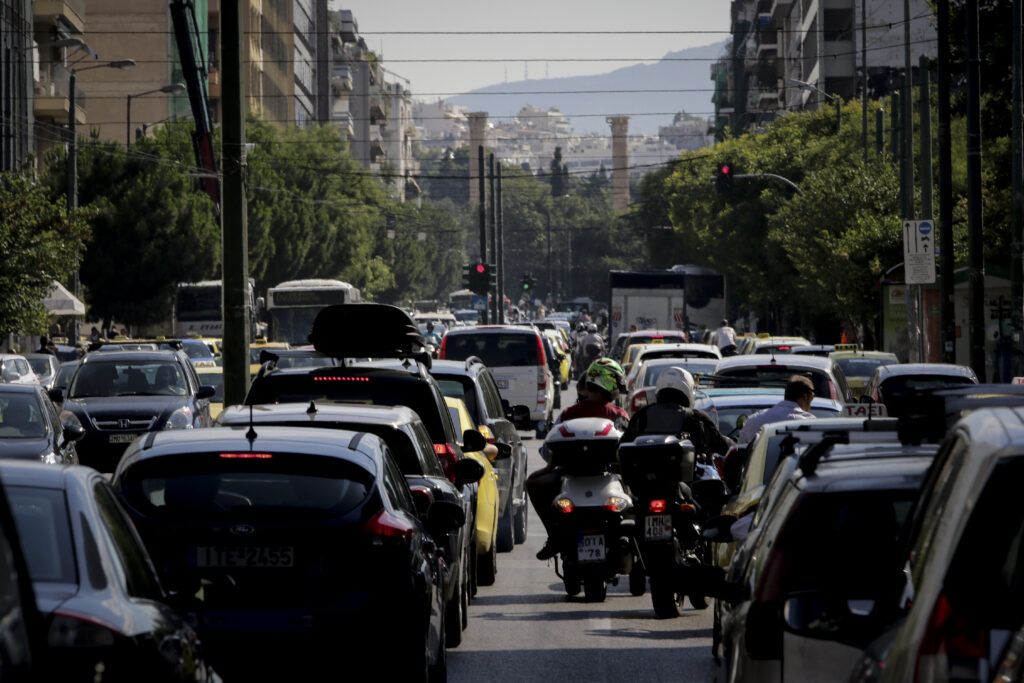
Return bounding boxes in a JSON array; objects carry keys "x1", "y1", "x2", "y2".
[{"x1": 713, "y1": 0, "x2": 936, "y2": 138}]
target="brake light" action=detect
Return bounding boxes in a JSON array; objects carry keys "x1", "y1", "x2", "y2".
[
  {"x1": 439, "y1": 335, "x2": 448, "y2": 359},
  {"x1": 535, "y1": 334, "x2": 547, "y2": 367},
  {"x1": 828, "y1": 381, "x2": 839, "y2": 401},
  {"x1": 477, "y1": 424, "x2": 496, "y2": 443},
  {"x1": 434, "y1": 443, "x2": 459, "y2": 481},
  {"x1": 48, "y1": 611, "x2": 121, "y2": 647},
  {"x1": 555, "y1": 498, "x2": 574, "y2": 513},
  {"x1": 219, "y1": 452, "x2": 273, "y2": 459},
  {"x1": 363, "y1": 509, "x2": 415, "y2": 540},
  {"x1": 595, "y1": 423, "x2": 613, "y2": 436},
  {"x1": 604, "y1": 496, "x2": 630, "y2": 512},
  {"x1": 649, "y1": 499, "x2": 666, "y2": 513},
  {"x1": 915, "y1": 592, "x2": 987, "y2": 682},
  {"x1": 313, "y1": 376, "x2": 370, "y2": 382},
  {"x1": 778, "y1": 345, "x2": 791, "y2": 352},
  {"x1": 679, "y1": 503, "x2": 695, "y2": 513}
]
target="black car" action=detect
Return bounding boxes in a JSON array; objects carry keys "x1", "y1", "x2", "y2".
[
  {"x1": 0, "y1": 383, "x2": 85, "y2": 464},
  {"x1": 217, "y1": 401, "x2": 485, "y2": 648},
  {"x1": 430, "y1": 357, "x2": 530, "y2": 552},
  {"x1": 1, "y1": 460, "x2": 216, "y2": 681},
  {"x1": 112, "y1": 426, "x2": 460, "y2": 680},
  {"x1": 0, "y1": 465, "x2": 44, "y2": 680},
  {"x1": 53, "y1": 349, "x2": 215, "y2": 472}
]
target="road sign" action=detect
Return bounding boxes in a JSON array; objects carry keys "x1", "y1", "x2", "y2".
[
  {"x1": 471, "y1": 295, "x2": 487, "y2": 311},
  {"x1": 903, "y1": 219, "x2": 936, "y2": 285}
]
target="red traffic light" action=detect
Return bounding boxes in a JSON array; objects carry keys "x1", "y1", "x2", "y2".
[
  {"x1": 720, "y1": 164, "x2": 731, "y2": 175},
  {"x1": 475, "y1": 264, "x2": 486, "y2": 273}
]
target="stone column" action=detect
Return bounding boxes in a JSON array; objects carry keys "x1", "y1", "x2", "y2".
[
  {"x1": 467, "y1": 111, "x2": 488, "y2": 204},
  {"x1": 607, "y1": 115, "x2": 630, "y2": 211}
]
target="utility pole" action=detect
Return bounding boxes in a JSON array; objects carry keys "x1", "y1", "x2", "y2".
[
  {"x1": 221, "y1": 0, "x2": 249, "y2": 406},
  {"x1": 920, "y1": 54, "x2": 934, "y2": 363},
  {"x1": 862, "y1": 0, "x2": 869, "y2": 162},
  {"x1": 497, "y1": 164, "x2": 505, "y2": 324},
  {"x1": 1012, "y1": 0, "x2": 1024, "y2": 374},
  {"x1": 966, "y1": 0, "x2": 986, "y2": 378},
  {"x1": 488, "y1": 153, "x2": 497, "y2": 325},
  {"x1": 546, "y1": 210, "x2": 553, "y2": 302},
  {"x1": 477, "y1": 145, "x2": 487, "y2": 323},
  {"x1": 938, "y1": 0, "x2": 956, "y2": 363},
  {"x1": 876, "y1": 108, "x2": 885, "y2": 156}
]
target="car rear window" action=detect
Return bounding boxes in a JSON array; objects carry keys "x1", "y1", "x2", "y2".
[
  {"x1": 444, "y1": 333, "x2": 540, "y2": 367},
  {"x1": 836, "y1": 357, "x2": 897, "y2": 378},
  {"x1": 714, "y1": 368, "x2": 833, "y2": 398},
  {"x1": 643, "y1": 361, "x2": 718, "y2": 386},
  {"x1": 7, "y1": 486, "x2": 76, "y2": 584},
  {"x1": 247, "y1": 372, "x2": 451, "y2": 444},
  {"x1": 118, "y1": 453, "x2": 374, "y2": 520},
  {"x1": 26, "y1": 357, "x2": 53, "y2": 376}
]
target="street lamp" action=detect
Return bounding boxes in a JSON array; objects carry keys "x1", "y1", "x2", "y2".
[
  {"x1": 126, "y1": 83, "x2": 185, "y2": 149},
  {"x1": 788, "y1": 78, "x2": 842, "y2": 132}
]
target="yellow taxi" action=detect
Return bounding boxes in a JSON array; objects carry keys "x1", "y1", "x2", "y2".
[
  {"x1": 543, "y1": 329, "x2": 571, "y2": 388},
  {"x1": 445, "y1": 395, "x2": 501, "y2": 586},
  {"x1": 248, "y1": 339, "x2": 289, "y2": 376},
  {"x1": 828, "y1": 344, "x2": 900, "y2": 398},
  {"x1": 195, "y1": 365, "x2": 224, "y2": 420}
]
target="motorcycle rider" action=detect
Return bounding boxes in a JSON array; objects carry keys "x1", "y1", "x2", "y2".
[
  {"x1": 529, "y1": 358, "x2": 630, "y2": 560},
  {"x1": 575, "y1": 324, "x2": 605, "y2": 378},
  {"x1": 620, "y1": 366, "x2": 733, "y2": 458},
  {"x1": 423, "y1": 321, "x2": 443, "y2": 349}
]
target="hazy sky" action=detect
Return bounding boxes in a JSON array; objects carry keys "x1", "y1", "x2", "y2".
[{"x1": 326, "y1": 1, "x2": 731, "y2": 99}]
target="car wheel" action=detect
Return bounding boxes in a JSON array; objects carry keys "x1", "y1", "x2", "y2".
[
  {"x1": 554, "y1": 387, "x2": 562, "y2": 409},
  {"x1": 496, "y1": 498, "x2": 515, "y2": 552},
  {"x1": 513, "y1": 500, "x2": 528, "y2": 544},
  {"x1": 445, "y1": 571, "x2": 463, "y2": 648},
  {"x1": 428, "y1": 608, "x2": 447, "y2": 683},
  {"x1": 477, "y1": 542, "x2": 497, "y2": 586}
]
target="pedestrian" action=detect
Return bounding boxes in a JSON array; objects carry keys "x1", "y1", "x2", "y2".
[
  {"x1": 715, "y1": 318, "x2": 738, "y2": 356},
  {"x1": 36, "y1": 336, "x2": 57, "y2": 356},
  {"x1": 89, "y1": 327, "x2": 101, "y2": 343},
  {"x1": 736, "y1": 375, "x2": 816, "y2": 444}
]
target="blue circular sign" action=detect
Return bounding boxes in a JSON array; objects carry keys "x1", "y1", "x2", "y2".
[{"x1": 918, "y1": 221, "x2": 933, "y2": 235}]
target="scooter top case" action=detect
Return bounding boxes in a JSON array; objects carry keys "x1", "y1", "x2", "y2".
[{"x1": 545, "y1": 418, "x2": 623, "y2": 477}]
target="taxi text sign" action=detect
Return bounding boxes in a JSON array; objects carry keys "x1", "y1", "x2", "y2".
[
  {"x1": 903, "y1": 220, "x2": 937, "y2": 285},
  {"x1": 843, "y1": 404, "x2": 888, "y2": 418}
]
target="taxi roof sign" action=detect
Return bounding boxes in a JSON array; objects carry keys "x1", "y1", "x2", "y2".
[
  {"x1": 843, "y1": 403, "x2": 888, "y2": 418},
  {"x1": 834, "y1": 343, "x2": 860, "y2": 352}
]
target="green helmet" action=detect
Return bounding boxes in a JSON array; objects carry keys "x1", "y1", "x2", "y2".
[{"x1": 585, "y1": 358, "x2": 625, "y2": 397}]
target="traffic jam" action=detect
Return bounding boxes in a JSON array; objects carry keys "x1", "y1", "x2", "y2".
[{"x1": 0, "y1": 295, "x2": 1019, "y2": 682}]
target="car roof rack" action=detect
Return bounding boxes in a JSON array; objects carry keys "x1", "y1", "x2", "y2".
[
  {"x1": 893, "y1": 383, "x2": 1024, "y2": 444},
  {"x1": 308, "y1": 303, "x2": 429, "y2": 367},
  {"x1": 797, "y1": 432, "x2": 851, "y2": 476}
]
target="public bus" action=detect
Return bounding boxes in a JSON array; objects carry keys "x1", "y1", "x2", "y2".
[
  {"x1": 172, "y1": 279, "x2": 262, "y2": 338},
  {"x1": 265, "y1": 279, "x2": 361, "y2": 345}
]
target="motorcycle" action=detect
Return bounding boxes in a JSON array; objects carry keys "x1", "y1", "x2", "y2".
[
  {"x1": 543, "y1": 418, "x2": 637, "y2": 602},
  {"x1": 619, "y1": 434, "x2": 728, "y2": 617}
]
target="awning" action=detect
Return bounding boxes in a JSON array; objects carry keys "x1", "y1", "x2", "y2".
[{"x1": 43, "y1": 281, "x2": 85, "y2": 316}]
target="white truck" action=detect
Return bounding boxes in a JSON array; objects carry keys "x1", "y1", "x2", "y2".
[{"x1": 608, "y1": 267, "x2": 726, "y2": 342}]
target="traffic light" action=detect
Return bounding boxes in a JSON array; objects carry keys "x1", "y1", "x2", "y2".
[
  {"x1": 468, "y1": 262, "x2": 488, "y2": 295},
  {"x1": 461, "y1": 264, "x2": 474, "y2": 290},
  {"x1": 522, "y1": 272, "x2": 536, "y2": 292},
  {"x1": 716, "y1": 162, "x2": 734, "y2": 193}
]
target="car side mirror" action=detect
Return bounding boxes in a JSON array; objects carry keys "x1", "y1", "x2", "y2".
[
  {"x1": 509, "y1": 404, "x2": 531, "y2": 427},
  {"x1": 426, "y1": 500, "x2": 466, "y2": 533},
  {"x1": 462, "y1": 429, "x2": 487, "y2": 453},
  {"x1": 62, "y1": 423, "x2": 86, "y2": 444},
  {"x1": 782, "y1": 590, "x2": 873, "y2": 638},
  {"x1": 701, "y1": 513, "x2": 738, "y2": 542},
  {"x1": 196, "y1": 385, "x2": 216, "y2": 400},
  {"x1": 47, "y1": 388, "x2": 64, "y2": 403},
  {"x1": 493, "y1": 442, "x2": 512, "y2": 461},
  {"x1": 453, "y1": 457, "x2": 484, "y2": 488}
]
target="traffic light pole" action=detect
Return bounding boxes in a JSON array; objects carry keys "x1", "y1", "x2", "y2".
[
  {"x1": 497, "y1": 164, "x2": 505, "y2": 324},
  {"x1": 478, "y1": 145, "x2": 487, "y2": 324},
  {"x1": 488, "y1": 153, "x2": 497, "y2": 325}
]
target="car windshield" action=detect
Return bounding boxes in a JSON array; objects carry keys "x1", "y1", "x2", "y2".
[
  {"x1": 7, "y1": 486, "x2": 76, "y2": 583},
  {"x1": 119, "y1": 453, "x2": 374, "y2": 521},
  {"x1": 0, "y1": 395, "x2": 46, "y2": 438},
  {"x1": 70, "y1": 361, "x2": 187, "y2": 398},
  {"x1": 836, "y1": 357, "x2": 897, "y2": 378},
  {"x1": 444, "y1": 333, "x2": 540, "y2": 367},
  {"x1": 26, "y1": 357, "x2": 53, "y2": 376}
]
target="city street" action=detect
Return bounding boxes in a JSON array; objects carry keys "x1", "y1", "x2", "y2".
[{"x1": 448, "y1": 386, "x2": 717, "y2": 682}]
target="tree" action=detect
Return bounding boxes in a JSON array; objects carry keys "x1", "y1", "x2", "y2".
[
  {"x1": 549, "y1": 146, "x2": 567, "y2": 197},
  {"x1": 0, "y1": 173, "x2": 90, "y2": 337}
]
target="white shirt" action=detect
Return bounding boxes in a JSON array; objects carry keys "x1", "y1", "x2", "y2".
[
  {"x1": 715, "y1": 325, "x2": 737, "y2": 349},
  {"x1": 737, "y1": 400, "x2": 814, "y2": 444}
]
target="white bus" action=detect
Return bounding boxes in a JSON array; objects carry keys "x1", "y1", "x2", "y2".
[
  {"x1": 172, "y1": 279, "x2": 262, "y2": 339},
  {"x1": 265, "y1": 279, "x2": 361, "y2": 345}
]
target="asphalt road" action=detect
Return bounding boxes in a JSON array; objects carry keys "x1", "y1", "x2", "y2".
[{"x1": 448, "y1": 385, "x2": 717, "y2": 682}]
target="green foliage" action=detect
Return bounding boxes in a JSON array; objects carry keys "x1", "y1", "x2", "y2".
[{"x1": 0, "y1": 173, "x2": 90, "y2": 336}]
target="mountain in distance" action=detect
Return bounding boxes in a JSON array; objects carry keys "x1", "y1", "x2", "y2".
[{"x1": 445, "y1": 40, "x2": 727, "y2": 137}]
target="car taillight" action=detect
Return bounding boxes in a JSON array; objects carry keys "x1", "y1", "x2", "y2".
[
  {"x1": 477, "y1": 424, "x2": 496, "y2": 443},
  {"x1": 828, "y1": 381, "x2": 839, "y2": 401},
  {"x1": 537, "y1": 366, "x2": 546, "y2": 391},
  {"x1": 649, "y1": 499, "x2": 666, "y2": 513},
  {"x1": 631, "y1": 391, "x2": 648, "y2": 414},
  {"x1": 555, "y1": 498, "x2": 574, "y2": 513},
  {"x1": 535, "y1": 334, "x2": 547, "y2": 367},
  {"x1": 915, "y1": 593, "x2": 987, "y2": 682},
  {"x1": 434, "y1": 443, "x2": 459, "y2": 481},
  {"x1": 439, "y1": 335, "x2": 448, "y2": 359},
  {"x1": 363, "y1": 509, "x2": 415, "y2": 541},
  {"x1": 48, "y1": 611, "x2": 120, "y2": 648}
]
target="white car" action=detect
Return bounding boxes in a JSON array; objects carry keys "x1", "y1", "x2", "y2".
[
  {"x1": 440, "y1": 326, "x2": 556, "y2": 438},
  {"x1": 0, "y1": 354, "x2": 39, "y2": 385}
]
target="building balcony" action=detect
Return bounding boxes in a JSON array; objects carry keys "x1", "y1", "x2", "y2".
[
  {"x1": 338, "y1": 10, "x2": 358, "y2": 43},
  {"x1": 33, "y1": 63, "x2": 85, "y2": 123},
  {"x1": 770, "y1": 0, "x2": 793, "y2": 23},
  {"x1": 331, "y1": 65, "x2": 353, "y2": 91},
  {"x1": 333, "y1": 111, "x2": 354, "y2": 137},
  {"x1": 369, "y1": 97, "x2": 386, "y2": 124},
  {"x1": 34, "y1": 0, "x2": 85, "y2": 34}
]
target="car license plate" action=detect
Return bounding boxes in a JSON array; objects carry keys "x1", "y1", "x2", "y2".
[
  {"x1": 495, "y1": 378, "x2": 509, "y2": 389},
  {"x1": 194, "y1": 546, "x2": 294, "y2": 568},
  {"x1": 108, "y1": 434, "x2": 138, "y2": 444},
  {"x1": 644, "y1": 514, "x2": 672, "y2": 541},
  {"x1": 577, "y1": 534, "x2": 606, "y2": 563}
]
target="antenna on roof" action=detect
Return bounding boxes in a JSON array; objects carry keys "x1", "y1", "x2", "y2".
[
  {"x1": 245, "y1": 403, "x2": 257, "y2": 444},
  {"x1": 307, "y1": 400, "x2": 317, "y2": 415}
]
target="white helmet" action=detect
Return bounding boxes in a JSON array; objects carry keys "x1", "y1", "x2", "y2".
[{"x1": 655, "y1": 366, "x2": 696, "y2": 408}]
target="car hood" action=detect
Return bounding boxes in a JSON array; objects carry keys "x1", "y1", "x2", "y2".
[
  {"x1": 0, "y1": 438, "x2": 51, "y2": 460},
  {"x1": 66, "y1": 395, "x2": 187, "y2": 417}
]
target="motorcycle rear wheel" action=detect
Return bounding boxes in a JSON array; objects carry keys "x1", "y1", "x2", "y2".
[
  {"x1": 583, "y1": 577, "x2": 607, "y2": 602},
  {"x1": 650, "y1": 576, "x2": 681, "y2": 618},
  {"x1": 564, "y1": 577, "x2": 582, "y2": 597},
  {"x1": 689, "y1": 593, "x2": 709, "y2": 610}
]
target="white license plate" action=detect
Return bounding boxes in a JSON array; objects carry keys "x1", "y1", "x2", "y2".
[
  {"x1": 577, "y1": 534, "x2": 606, "y2": 563},
  {"x1": 495, "y1": 378, "x2": 509, "y2": 389},
  {"x1": 644, "y1": 514, "x2": 672, "y2": 541},
  {"x1": 194, "y1": 546, "x2": 294, "y2": 568},
  {"x1": 108, "y1": 434, "x2": 138, "y2": 444}
]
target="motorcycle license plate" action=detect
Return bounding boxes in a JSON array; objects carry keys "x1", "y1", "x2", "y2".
[
  {"x1": 644, "y1": 515, "x2": 672, "y2": 541},
  {"x1": 577, "y1": 535, "x2": 606, "y2": 563}
]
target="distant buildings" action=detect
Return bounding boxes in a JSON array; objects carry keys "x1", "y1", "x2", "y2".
[{"x1": 713, "y1": 0, "x2": 937, "y2": 137}]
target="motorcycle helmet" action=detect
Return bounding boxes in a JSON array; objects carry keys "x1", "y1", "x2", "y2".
[
  {"x1": 584, "y1": 358, "x2": 625, "y2": 398},
  {"x1": 654, "y1": 366, "x2": 696, "y2": 408}
]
